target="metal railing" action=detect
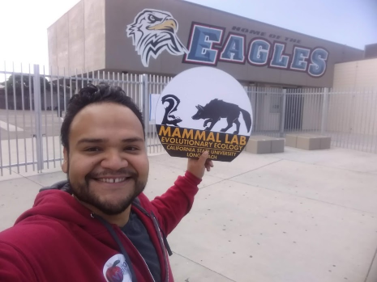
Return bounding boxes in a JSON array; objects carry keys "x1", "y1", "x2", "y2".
[
  {"x1": 0, "y1": 63, "x2": 376, "y2": 175},
  {"x1": 247, "y1": 86, "x2": 377, "y2": 153},
  {"x1": 0, "y1": 64, "x2": 170, "y2": 175}
]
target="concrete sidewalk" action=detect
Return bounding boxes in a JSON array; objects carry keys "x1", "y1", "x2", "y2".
[{"x1": 1, "y1": 147, "x2": 377, "y2": 282}]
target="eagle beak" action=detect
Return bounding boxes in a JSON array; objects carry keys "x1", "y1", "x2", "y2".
[{"x1": 147, "y1": 19, "x2": 177, "y2": 32}]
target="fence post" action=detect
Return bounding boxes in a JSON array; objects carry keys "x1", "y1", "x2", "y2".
[
  {"x1": 33, "y1": 64, "x2": 44, "y2": 172},
  {"x1": 279, "y1": 89, "x2": 287, "y2": 137},
  {"x1": 321, "y1": 87, "x2": 329, "y2": 135},
  {"x1": 141, "y1": 74, "x2": 149, "y2": 150}
]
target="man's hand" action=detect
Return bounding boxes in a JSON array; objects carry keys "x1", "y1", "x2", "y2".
[{"x1": 187, "y1": 151, "x2": 214, "y2": 179}]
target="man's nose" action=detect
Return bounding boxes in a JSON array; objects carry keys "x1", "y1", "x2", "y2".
[{"x1": 101, "y1": 150, "x2": 128, "y2": 170}]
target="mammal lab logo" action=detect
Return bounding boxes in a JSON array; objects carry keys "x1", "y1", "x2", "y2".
[
  {"x1": 155, "y1": 67, "x2": 253, "y2": 162},
  {"x1": 192, "y1": 99, "x2": 251, "y2": 135},
  {"x1": 126, "y1": 9, "x2": 188, "y2": 67},
  {"x1": 103, "y1": 254, "x2": 132, "y2": 282}
]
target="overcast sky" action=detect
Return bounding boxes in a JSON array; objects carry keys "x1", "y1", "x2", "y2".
[{"x1": 0, "y1": 0, "x2": 376, "y2": 68}]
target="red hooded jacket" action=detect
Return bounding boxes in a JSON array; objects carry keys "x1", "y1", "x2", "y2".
[{"x1": 0, "y1": 171, "x2": 201, "y2": 282}]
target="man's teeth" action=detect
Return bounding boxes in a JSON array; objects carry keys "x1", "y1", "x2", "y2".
[{"x1": 98, "y1": 178, "x2": 126, "y2": 183}]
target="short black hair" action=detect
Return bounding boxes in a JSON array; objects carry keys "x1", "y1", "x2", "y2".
[{"x1": 61, "y1": 83, "x2": 144, "y2": 151}]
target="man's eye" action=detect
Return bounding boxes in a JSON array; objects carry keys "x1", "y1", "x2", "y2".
[
  {"x1": 125, "y1": 146, "x2": 139, "y2": 152},
  {"x1": 85, "y1": 147, "x2": 101, "y2": 152}
]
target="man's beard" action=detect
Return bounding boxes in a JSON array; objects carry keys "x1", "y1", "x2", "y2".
[{"x1": 67, "y1": 166, "x2": 146, "y2": 215}]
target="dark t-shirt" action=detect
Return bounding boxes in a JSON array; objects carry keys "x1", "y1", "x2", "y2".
[{"x1": 122, "y1": 211, "x2": 161, "y2": 281}]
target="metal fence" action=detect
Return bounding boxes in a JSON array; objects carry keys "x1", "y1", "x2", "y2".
[
  {"x1": 0, "y1": 64, "x2": 170, "y2": 175},
  {"x1": 0, "y1": 63, "x2": 376, "y2": 175},
  {"x1": 247, "y1": 86, "x2": 377, "y2": 153}
]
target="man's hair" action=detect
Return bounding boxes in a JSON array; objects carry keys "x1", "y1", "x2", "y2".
[{"x1": 61, "y1": 82, "x2": 144, "y2": 151}]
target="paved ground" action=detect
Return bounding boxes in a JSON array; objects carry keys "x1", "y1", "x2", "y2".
[
  {"x1": 1, "y1": 147, "x2": 377, "y2": 282},
  {"x1": 0, "y1": 109, "x2": 64, "y2": 139}
]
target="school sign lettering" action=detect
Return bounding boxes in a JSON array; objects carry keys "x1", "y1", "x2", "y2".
[{"x1": 127, "y1": 9, "x2": 329, "y2": 78}]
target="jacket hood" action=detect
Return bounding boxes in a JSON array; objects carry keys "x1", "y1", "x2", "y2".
[{"x1": 15, "y1": 181, "x2": 105, "y2": 234}]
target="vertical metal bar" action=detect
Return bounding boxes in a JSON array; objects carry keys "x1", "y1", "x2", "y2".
[
  {"x1": 354, "y1": 89, "x2": 362, "y2": 151},
  {"x1": 154, "y1": 75, "x2": 158, "y2": 153},
  {"x1": 4, "y1": 62, "x2": 12, "y2": 174},
  {"x1": 75, "y1": 69, "x2": 79, "y2": 95},
  {"x1": 57, "y1": 71, "x2": 61, "y2": 121},
  {"x1": 63, "y1": 69, "x2": 67, "y2": 119},
  {"x1": 357, "y1": 88, "x2": 365, "y2": 151},
  {"x1": 320, "y1": 87, "x2": 329, "y2": 135},
  {"x1": 58, "y1": 70, "x2": 63, "y2": 164},
  {"x1": 121, "y1": 72, "x2": 125, "y2": 96},
  {"x1": 20, "y1": 65, "x2": 27, "y2": 172},
  {"x1": 28, "y1": 65, "x2": 35, "y2": 171},
  {"x1": 141, "y1": 74, "x2": 149, "y2": 152},
  {"x1": 336, "y1": 88, "x2": 341, "y2": 146},
  {"x1": 327, "y1": 88, "x2": 334, "y2": 144},
  {"x1": 152, "y1": 75, "x2": 156, "y2": 153},
  {"x1": 50, "y1": 69, "x2": 56, "y2": 168},
  {"x1": 133, "y1": 74, "x2": 137, "y2": 107},
  {"x1": 303, "y1": 89, "x2": 306, "y2": 133},
  {"x1": 267, "y1": 88, "x2": 270, "y2": 134},
  {"x1": 0, "y1": 63, "x2": 5, "y2": 175},
  {"x1": 134, "y1": 74, "x2": 138, "y2": 107},
  {"x1": 344, "y1": 89, "x2": 351, "y2": 149},
  {"x1": 349, "y1": 89, "x2": 357, "y2": 150},
  {"x1": 11, "y1": 63, "x2": 20, "y2": 173},
  {"x1": 341, "y1": 89, "x2": 348, "y2": 149},
  {"x1": 33, "y1": 64, "x2": 44, "y2": 172},
  {"x1": 148, "y1": 75, "x2": 152, "y2": 153},
  {"x1": 70, "y1": 74, "x2": 73, "y2": 99},
  {"x1": 307, "y1": 88, "x2": 317, "y2": 133},
  {"x1": 42, "y1": 66, "x2": 49, "y2": 169},
  {"x1": 308, "y1": 89, "x2": 312, "y2": 133},
  {"x1": 288, "y1": 90, "x2": 292, "y2": 132},
  {"x1": 316, "y1": 89, "x2": 321, "y2": 132},
  {"x1": 290, "y1": 89, "x2": 297, "y2": 132},
  {"x1": 289, "y1": 89, "x2": 297, "y2": 132},
  {"x1": 279, "y1": 89, "x2": 287, "y2": 137},
  {"x1": 361, "y1": 89, "x2": 369, "y2": 151},
  {"x1": 357, "y1": 90, "x2": 364, "y2": 151},
  {"x1": 334, "y1": 88, "x2": 339, "y2": 147},
  {"x1": 264, "y1": 88, "x2": 268, "y2": 134},
  {"x1": 335, "y1": 89, "x2": 341, "y2": 147},
  {"x1": 126, "y1": 73, "x2": 130, "y2": 99}
]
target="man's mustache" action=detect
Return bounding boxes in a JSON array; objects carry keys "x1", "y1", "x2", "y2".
[{"x1": 89, "y1": 169, "x2": 138, "y2": 178}]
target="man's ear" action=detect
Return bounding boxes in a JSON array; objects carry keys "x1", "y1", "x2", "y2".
[{"x1": 62, "y1": 147, "x2": 68, "y2": 173}]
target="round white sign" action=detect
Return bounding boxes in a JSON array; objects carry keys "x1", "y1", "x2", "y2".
[{"x1": 155, "y1": 66, "x2": 253, "y2": 162}]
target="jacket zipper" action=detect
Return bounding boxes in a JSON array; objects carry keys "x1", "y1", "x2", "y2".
[
  {"x1": 150, "y1": 212, "x2": 170, "y2": 282},
  {"x1": 131, "y1": 202, "x2": 170, "y2": 282},
  {"x1": 121, "y1": 232, "x2": 156, "y2": 282}
]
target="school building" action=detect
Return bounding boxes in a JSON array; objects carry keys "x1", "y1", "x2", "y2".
[{"x1": 47, "y1": 0, "x2": 376, "y2": 89}]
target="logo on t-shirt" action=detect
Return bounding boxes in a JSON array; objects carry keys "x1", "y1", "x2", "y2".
[{"x1": 103, "y1": 254, "x2": 132, "y2": 282}]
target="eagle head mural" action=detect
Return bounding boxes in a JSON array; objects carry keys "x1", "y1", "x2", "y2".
[{"x1": 126, "y1": 9, "x2": 188, "y2": 67}]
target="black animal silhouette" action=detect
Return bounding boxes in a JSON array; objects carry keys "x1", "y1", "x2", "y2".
[
  {"x1": 161, "y1": 94, "x2": 182, "y2": 127},
  {"x1": 192, "y1": 99, "x2": 252, "y2": 134}
]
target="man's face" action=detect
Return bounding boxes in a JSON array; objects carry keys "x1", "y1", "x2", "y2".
[{"x1": 62, "y1": 102, "x2": 149, "y2": 215}]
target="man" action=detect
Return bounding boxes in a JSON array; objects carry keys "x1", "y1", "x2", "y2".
[{"x1": 0, "y1": 83, "x2": 213, "y2": 282}]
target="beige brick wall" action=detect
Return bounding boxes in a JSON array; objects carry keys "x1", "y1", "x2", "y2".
[
  {"x1": 333, "y1": 58, "x2": 377, "y2": 88},
  {"x1": 47, "y1": 0, "x2": 106, "y2": 75}
]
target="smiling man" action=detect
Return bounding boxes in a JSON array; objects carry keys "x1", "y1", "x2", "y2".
[{"x1": 0, "y1": 83, "x2": 213, "y2": 282}]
